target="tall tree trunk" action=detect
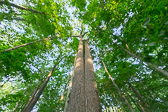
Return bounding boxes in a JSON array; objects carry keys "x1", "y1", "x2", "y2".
[
  {"x1": 120, "y1": 46, "x2": 168, "y2": 77},
  {"x1": 22, "y1": 63, "x2": 57, "y2": 112},
  {"x1": 102, "y1": 61, "x2": 134, "y2": 112},
  {"x1": 0, "y1": 0, "x2": 45, "y2": 14},
  {"x1": 66, "y1": 37, "x2": 85, "y2": 112},
  {"x1": 85, "y1": 39, "x2": 101, "y2": 112},
  {"x1": 128, "y1": 83, "x2": 151, "y2": 112},
  {"x1": 0, "y1": 37, "x2": 50, "y2": 53}
]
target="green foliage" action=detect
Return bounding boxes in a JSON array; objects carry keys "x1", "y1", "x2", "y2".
[{"x1": 0, "y1": 0, "x2": 168, "y2": 111}]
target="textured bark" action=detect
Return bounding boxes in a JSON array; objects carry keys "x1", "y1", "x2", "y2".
[
  {"x1": 66, "y1": 37, "x2": 85, "y2": 112},
  {"x1": 22, "y1": 63, "x2": 57, "y2": 112},
  {"x1": 85, "y1": 40, "x2": 101, "y2": 112},
  {"x1": 0, "y1": 37, "x2": 50, "y2": 53},
  {"x1": 128, "y1": 83, "x2": 151, "y2": 112},
  {"x1": 64, "y1": 54, "x2": 77, "y2": 111},
  {"x1": 0, "y1": 0, "x2": 45, "y2": 14},
  {"x1": 120, "y1": 46, "x2": 168, "y2": 77},
  {"x1": 102, "y1": 61, "x2": 134, "y2": 112}
]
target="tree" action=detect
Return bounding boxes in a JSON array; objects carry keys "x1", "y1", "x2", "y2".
[
  {"x1": 66, "y1": 34, "x2": 101, "y2": 111},
  {"x1": 102, "y1": 61, "x2": 134, "y2": 112},
  {"x1": 22, "y1": 62, "x2": 58, "y2": 112},
  {"x1": 0, "y1": 0, "x2": 168, "y2": 111}
]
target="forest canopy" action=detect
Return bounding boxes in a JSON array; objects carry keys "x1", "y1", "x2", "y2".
[{"x1": 0, "y1": 0, "x2": 168, "y2": 112}]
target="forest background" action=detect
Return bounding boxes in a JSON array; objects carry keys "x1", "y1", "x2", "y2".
[{"x1": 0, "y1": 0, "x2": 168, "y2": 112}]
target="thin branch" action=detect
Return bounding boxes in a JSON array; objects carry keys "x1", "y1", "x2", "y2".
[
  {"x1": 12, "y1": 17, "x2": 25, "y2": 21},
  {"x1": 71, "y1": 35, "x2": 80, "y2": 37},
  {"x1": 0, "y1": 1, "x2": 45, "y2": 14},
  {"x1": 82, "y1": 32, "x2": 88, "y2": 37},
  {"x1": 0, "y1": 36, "x2": 50, "y2": 53},
  {"x1": 80, "y1": 24, "x2": 83, "y2": 35},
  {"x1": 120, "y1": 46, "x2": 168, "y2": 77}
]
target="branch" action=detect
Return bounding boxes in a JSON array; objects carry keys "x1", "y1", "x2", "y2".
[
  {"x1": 80, "y1": 24, "x2": 83, "y2": 35},
  {"x1": 71, "y1": 35, "x2": 80, "y2": 37},
  {"x1": 82, "y1": 32, "x2": 88, "y2": 37},
  {"x1": 102, "y1": 61, "x2": 134, "y2": 112},
  {"x1": 12, "y1": 17, "x2": 25, "y2": 21},
  {"x1": 0, "y1": 37, "x2": 50, "y2": 53},
  {"x1": 0, "y1": 1, "x2": 45, "y2": 14}
]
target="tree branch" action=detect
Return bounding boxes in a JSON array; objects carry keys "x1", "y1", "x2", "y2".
[{"x1": 0, "y1": 0, "x2": 45, "y2": 14}]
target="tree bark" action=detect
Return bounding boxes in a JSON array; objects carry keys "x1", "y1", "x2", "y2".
[
  {"x1": 85, "y1": 39, "x2": 101, "y2": 112},
  {"x1": 0, "y1": 0, "x2": 45, "y2": 14},
  {"x1": 102, "y1": 61, "x2": 134, "y2": 112},
  {"x1": 128, "y1": 83, "x2": 151, "y2": 112},
  {"x1": 120, "y1": 46, "x2": 168, "y2": 77},
  {"x1": 66, "y1": 37, "x2": 85, "y2": 112},
  {"x1": 0, "y1": 37, "x2": 50, "y2": 53},
  {"x1": 22, "y1": 62, "x2": 57, "y2": 112}
]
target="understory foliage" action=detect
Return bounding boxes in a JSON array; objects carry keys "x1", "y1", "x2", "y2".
[{"x1": 0, "y1": 0, "x2": 168, "y2": 112}]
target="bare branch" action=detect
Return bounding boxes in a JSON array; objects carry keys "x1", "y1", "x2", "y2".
[
  {"x1": 71, "y1": 35, "x2": 80, "y2": 37},
  {"x1": 0, "y1": 1, "x2": 45, "y2": 14}
]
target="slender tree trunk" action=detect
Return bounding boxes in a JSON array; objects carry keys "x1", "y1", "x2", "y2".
[
  {"x1": 66, "y1": 37, "x2": 85, "y2": 112},
  {"x1": 102, "y1": 61, "x2": 134, "y2": 112},
  {"x1": 63, "y1": 75, "x2": 73, "y2": 112},
  {"x1": 120, "y1": 46, "x2": 168, "y2": 77},
  {"x1": 12, "y1": 85, "x2": 31, "y2": 112},
  {"x1": 128, "y1": 83, "x2": 151, "y2": 112},
  {"x1": 127, "y1": 93, "x2": 143, "y2": 112},
  {"x1": 111, "y1": 93, "x2": 125, "y2": 112},
  {"x1": 21, "y1": 85, "x2": 40, "y2": 112},
  {"x1": 85, "y1": 39, "x2": 101, "y2": 112},
  {"x1": 137, "y1": 102, "x2": 146, "y2": 112},
  {"x1": 0, "y1": 0, "x2": 45, "y2": 14},
  {"x1": 0, "y1": 37, "x2": 50, "y2": 53},
  {"x1": 22, "y1": 63, "x2": 57, "y2": 112},
  {"x1": 60, "y1": 75, "x2": 71, "y2": 101}
]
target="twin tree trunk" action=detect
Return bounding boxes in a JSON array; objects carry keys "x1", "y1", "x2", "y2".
[{"x1": 65, "y1": 38, "x2": 101, "y2": 112}]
